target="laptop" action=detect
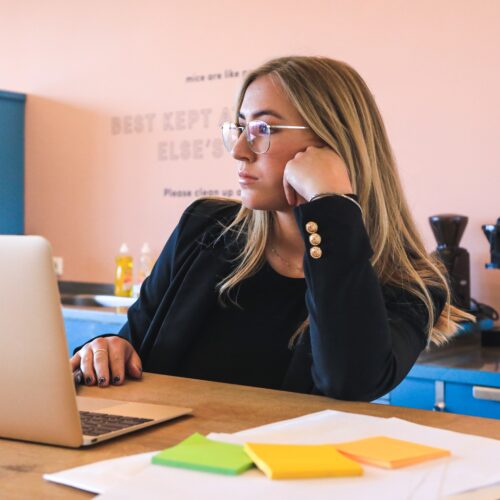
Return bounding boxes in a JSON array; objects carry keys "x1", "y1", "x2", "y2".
[{"x1": 0, "y1": 235, "x2": 191, "y2": 447}]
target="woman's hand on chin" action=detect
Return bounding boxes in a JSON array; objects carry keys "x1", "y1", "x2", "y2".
[{"x1": 283, "y1": 146, "x2": 353, "y2": 206}]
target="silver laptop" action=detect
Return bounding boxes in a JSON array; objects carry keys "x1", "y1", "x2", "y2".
[{"x1": 0, "y1": 235, "x2": 191, "y2": 447}]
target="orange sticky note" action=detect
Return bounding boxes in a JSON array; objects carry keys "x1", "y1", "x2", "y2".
[
  {"x1": 334, "y1": 436, "x2": 450, "y2": 469},
  {"x1": 244, "y1": 442, "x2": 363, "y2": 479}
]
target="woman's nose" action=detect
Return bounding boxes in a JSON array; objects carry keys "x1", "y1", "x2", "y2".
[{"x1": 231, "y1": 131, "x2": 254, "y2": 162}]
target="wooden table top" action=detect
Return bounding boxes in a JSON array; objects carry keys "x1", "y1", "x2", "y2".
[{"x1": 1, "y1": 373, "x2": 499, "y2": 498}]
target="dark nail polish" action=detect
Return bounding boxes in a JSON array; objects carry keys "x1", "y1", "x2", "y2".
[
  {"x1": 85, "y1": 377, "x2": 92, "y2": 385},
  {"x1": 75, "y1": 373, "x2": 82, "y2": 385},
  {"x1": 113, "y1": 376, "x2": 120, "y2": 384},
  {"x1": 98, "y1": 377, "x2": 106, "y2": 386}
]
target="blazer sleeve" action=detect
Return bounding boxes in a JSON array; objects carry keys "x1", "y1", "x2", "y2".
[{"x1": 293, "y1": 195, "x2": 445, "y2": 401}]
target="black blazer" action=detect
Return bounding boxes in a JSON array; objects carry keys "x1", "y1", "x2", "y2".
[{"x1": 119, "y1": 196, "x2": 445, "y2": 401}]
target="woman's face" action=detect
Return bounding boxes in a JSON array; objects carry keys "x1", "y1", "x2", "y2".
[{"x1": 232, "y1": 75, "x2": 320, "y2": 211}]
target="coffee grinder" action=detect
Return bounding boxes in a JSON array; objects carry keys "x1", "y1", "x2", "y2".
[{"x1": 429, "y1": 214, "x2": 470, "y2": 310}]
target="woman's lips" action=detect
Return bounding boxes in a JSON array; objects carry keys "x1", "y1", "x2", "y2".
[{"x1": 238, "y1": 172, "x2": 258, "y2": 185}]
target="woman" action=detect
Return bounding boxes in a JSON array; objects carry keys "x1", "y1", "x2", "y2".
[{"x1": 71, "y1": 56, "x2": 472, "y2": 401}]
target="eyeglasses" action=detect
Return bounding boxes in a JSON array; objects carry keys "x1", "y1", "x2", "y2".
[{"x1": 220, "y1": 120, "x2": 309, "y2": 154}]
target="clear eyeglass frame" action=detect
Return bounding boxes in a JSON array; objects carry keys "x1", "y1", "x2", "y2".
[{"x1": 220, "y1": 120, "x2": 309, "y2": 154}]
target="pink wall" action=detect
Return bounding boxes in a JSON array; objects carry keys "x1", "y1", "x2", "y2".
[{"x1": 1, "y1": 0, "x2": 499, "y2": 310}]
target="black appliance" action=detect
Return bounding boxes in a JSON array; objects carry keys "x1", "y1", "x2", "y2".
[
  {"x1": 429, "y1": 214, "x2": 470, "y2": 309},
  {"x1": 482, "y1": 217, "x2": 500, "y2": 269}
]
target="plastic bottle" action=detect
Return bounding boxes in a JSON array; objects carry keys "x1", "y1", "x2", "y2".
[
  {"x1": 114, "y1": 243, "x2": 133, "y2": 297},
  {"x1": 138, "y1": 242, "x2": 153, "y2": 284}
]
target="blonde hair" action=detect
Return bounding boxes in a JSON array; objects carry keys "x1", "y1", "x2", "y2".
[{"x1": 217, "y1": 56, "x2": 473, "y2": 346}]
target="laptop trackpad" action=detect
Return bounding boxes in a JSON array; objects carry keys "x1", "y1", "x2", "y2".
[
  {"x1": 76, "y1": 396, "x2": 192, "y2": 421},
  {"x1": 76, "y1": 396, "x2": 126, "y2": 412}
]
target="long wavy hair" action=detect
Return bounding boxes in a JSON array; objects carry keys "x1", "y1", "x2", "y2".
[{"x1": 216, "y1": 56, "x2": 473, "y2": 346}]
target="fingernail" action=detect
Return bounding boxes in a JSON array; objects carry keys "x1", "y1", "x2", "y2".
[
  {"x1": 85, "y1": 377, "x2": 92, "y2": 385},
  {"x1": 113, "y1": 376, "x2": 120, "y2": 384},
  {"x1": 98, "y1": 377, "x2": 106, "y2": 386},
  {"x1": 75, "y1": 373, "x2": 82, "y2": 385}
]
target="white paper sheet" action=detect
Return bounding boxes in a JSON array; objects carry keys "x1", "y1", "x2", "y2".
[
  {"x1": 208, "y1": 409, "x2": 391, "y2": 444},
  {"x1": 95, "y1": 467, "x2": 500, "y2": 500},
  {"x1": 43, "y1": 451, "x2": 156, "y2": 494},
  {"x1": 43, "y1": 410, "x2": 500, "y2": 500}
]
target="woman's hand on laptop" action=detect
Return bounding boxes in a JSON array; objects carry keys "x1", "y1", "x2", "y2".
[{"x1": 70, "y1": 336, "x2": 142, "y2": 387}]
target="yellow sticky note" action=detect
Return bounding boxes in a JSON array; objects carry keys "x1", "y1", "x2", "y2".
[
  {"x1": 334, "y1": 436, "x2": 450, "y2": 469},
  {"x1": 244, "y1": 442, "x2": 363, "y2": 479}
]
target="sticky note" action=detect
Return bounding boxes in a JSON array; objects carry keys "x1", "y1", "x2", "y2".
[
  {"x1": 152, "y1": 433, "x2": 254, "y2": 475},
  {"x1": 334, "y1": 436, "x2": 450, "y2": 469},
  {"x1": 243, "y1": 442, "x2": 363, "y2": 479}
]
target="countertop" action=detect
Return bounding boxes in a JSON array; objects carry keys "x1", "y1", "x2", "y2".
[{"x1": 418, "y1": 332, "x2": 500, "y2": 374}]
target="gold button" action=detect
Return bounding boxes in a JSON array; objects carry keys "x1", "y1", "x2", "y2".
[
  {"x1": 309, "y1": 233, "x2": 321, "y2": 246},
  {"x1": 305, "y1": 221, "x2": 318, "y2": 234},
  {"x1": 310, "y1": 246, "x2": 322, "y2": 259}
]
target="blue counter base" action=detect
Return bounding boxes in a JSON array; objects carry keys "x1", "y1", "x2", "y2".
[{"x1": 387, "y1": 333, "x2": 500, "y2": 419}]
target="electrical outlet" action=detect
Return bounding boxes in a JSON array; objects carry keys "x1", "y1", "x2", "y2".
[{"x1": 53, "y1": 256, "x2": 64, "y2": 278}]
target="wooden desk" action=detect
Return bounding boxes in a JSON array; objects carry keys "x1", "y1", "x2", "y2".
[{"x1": 1, "y1": 373, "x2": 499, "y2": 498}]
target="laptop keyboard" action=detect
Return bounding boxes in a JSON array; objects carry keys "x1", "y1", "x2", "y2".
[{"x1": 80, "y1": 411, "x2": 153, "y2": 436}]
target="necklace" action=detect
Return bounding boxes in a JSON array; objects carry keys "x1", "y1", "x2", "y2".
[{"x1": 270, "y1": 246, "x2": 304, "y2": 273}]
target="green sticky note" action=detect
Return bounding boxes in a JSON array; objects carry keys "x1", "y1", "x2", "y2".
[{"x1": 151, "y1": 433, "x2": 254, "y2": 475}]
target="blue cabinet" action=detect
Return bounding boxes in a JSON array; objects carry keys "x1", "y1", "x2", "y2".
[
  {"x1": 388, "y1": 336, "x2": 500, "y2": 419},
  {"x1": 0, "y1": 90, "x2": 26, "y2": 234},
  {"x1": 62, "y1": 307, "x2": 127, "y2": 355}
]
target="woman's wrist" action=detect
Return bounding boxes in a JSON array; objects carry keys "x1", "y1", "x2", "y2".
[{"x1": 308, "y1": 192, "x2": 363, "y2": 215}]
